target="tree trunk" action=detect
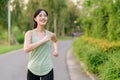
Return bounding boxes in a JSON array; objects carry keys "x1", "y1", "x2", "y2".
[
  {"x1": 54, "y1": 15, "x2": 57, "y2": 36},
  {"x1": 62, "y1": 24, "x2": 65, "y2": 37},
  {"x1": 10, "y1": 33, "x2": 19, "y2": 45}
]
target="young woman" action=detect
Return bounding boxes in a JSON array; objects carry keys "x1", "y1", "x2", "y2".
[{"x1": 24, "y1": 9, "x2": 59, "y2": 80}]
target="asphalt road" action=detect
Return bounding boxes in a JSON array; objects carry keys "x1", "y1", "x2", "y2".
[{"x1": 0, "y1": 40, "x2": 73, "y2": 80}]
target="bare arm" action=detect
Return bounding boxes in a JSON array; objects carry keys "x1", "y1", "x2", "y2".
[
  {"x1": 24, "y1": 30, "x2": 49, "y2": 53},
  {"x1": 51, "y1": 34, "x2": 59, "y2": 57}
]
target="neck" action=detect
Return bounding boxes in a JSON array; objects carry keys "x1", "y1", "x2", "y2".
[{"x1": 36, "y1": 25, "x2": 45, "y2": 32}]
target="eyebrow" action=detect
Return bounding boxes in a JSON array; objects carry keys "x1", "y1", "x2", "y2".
[{"x1": 39, "y1": 12, "x2": 47, "y2": 15}]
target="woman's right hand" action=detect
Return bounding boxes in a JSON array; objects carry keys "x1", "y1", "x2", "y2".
[{"x1": 42, "y1": 35, "x2": 50, "y2": 42}]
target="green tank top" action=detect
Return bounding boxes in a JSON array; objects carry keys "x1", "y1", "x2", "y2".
[{"x1": 27, "y1": 29, "x2": 53, "y2": 76}]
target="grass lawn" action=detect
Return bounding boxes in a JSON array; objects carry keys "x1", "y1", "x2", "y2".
[
  {"x1": 0, "y1": 44, "x2": 23, "y2": 55},
  {"x1": 58, "y1": 36, "x2": 72, "y2": 40}
]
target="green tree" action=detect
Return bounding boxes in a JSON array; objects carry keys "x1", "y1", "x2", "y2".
[
  {"x1": 78, "y1": 0, "x2": 120, "y2": 41},
  {"x1": 0, "y1": 0, "x2": 8, "y2": 30},
  {"x1": 42, "y1": 0, "x2": 69, "y2": 36},
  {"x1": 23, "y1": 0, "x2": 80, "y2": 37},
  {"x1": 0, "y1": 0, "x2": 8, "y2": 43},
  {"x1": 11, "y1": 0, "x2": 25, "y2": 30}
]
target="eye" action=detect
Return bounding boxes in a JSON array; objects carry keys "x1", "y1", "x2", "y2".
[
  {"x1": 44, "y1": 14, "x2": 47, "y2": 17},
  {"x1": 39, "y1": 14, "x2": 47, "y2": 17},
  {"x1": 39, "y1": 14, "x2": 42, "y2": 17}
]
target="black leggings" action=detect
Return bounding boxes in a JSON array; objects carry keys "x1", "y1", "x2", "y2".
[{"x1": 27, "y1": 69, "x2": 54, "y2": 80}]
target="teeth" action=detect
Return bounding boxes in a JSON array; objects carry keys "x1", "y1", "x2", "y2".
[
  {"x1": 41, "y1": 21, "x2": 45, "y2": 22},
  {"x1": 40, "y1": 20, "x2": 45, "y2": 22},
  {"x1": 39, "y1": 20, "x2": 46, "y2": 23}
]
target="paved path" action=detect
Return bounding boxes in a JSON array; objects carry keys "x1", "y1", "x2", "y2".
[
  {"x1": 0, "y1": 40, "x2": 73, "y2": 80},
  {"x1": 0, "y1": 49, "x2": 28, "y2": 80},
  {"x1": 67, "y1": 49, "x2": 92, "y2": 80}
]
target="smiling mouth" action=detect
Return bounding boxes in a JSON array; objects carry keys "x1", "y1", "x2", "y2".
[{"x1": 40, "y1": 20, "x2": 46, "y2": 23}]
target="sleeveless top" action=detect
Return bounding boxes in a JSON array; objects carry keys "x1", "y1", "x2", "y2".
[{"x1": 27, "y1": 29, "x2": 53, "y2": 76}]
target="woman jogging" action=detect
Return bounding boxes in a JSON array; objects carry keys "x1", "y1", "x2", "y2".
[{"x1": 24, "y1": 9, "x2": 59, "y2": 80}]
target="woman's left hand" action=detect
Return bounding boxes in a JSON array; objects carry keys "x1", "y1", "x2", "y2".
[{"x1": 53, "y1": 50, "x2": 59, "y2": 57}]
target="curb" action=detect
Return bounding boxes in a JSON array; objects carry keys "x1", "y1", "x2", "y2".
[
  {"x1": 79, "y1": 60, "x2": 98, "y2": 80},
  {"x1": 66, "y1": 49, "x2": 99, "y2": 80}
]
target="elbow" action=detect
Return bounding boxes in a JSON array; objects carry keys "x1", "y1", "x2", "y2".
[
  {"x1": 24, "y1": 48, "x2": 30, "y2": 53},
  {"x1": 54, "y1": 40, "x2": 57, "y2": 43},
  {"x1": 52, "y1": 39, "x2": 57, "y2": 43}
]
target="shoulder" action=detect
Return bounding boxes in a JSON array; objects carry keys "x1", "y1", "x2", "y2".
[
  {"x1": 46, "y1": 30, "x2": 56, "y2": 37},
  {"x1": 25, "y1": 29, "x2": 34, "y2": 37}
]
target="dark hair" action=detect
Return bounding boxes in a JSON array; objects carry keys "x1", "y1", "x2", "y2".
[{"x1": 32, "y1": 9, "x2": 48, "y2": 29}]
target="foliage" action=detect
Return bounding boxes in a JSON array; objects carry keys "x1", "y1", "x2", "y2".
[
  {"x1": 0, "y1": 44, "x2": 23, "y2": 54},
  {"x1": 73, "y1": 0, "x2": 120, "y2": 79},
  {"x1": 66, "y1": 1, "x2": 80, "y2": 35},
  {"x1": 81, "y1": 36, "x2": 120, "y2": 52},
  {"x1": 0, "y1": 0, "x2": 8, "y2": 8},
  {"x1": 41, "y1": 0, "x2": 80, "y2": 36},
  {"x1": 72, "y1": 37, "x2": 93, "y2": 61},
  {"x1": 78, "y1": 16, "x2": 92, "y2": 36},
  {"x1": 0, "y1": 0, "x2": 8, "y2": 30},
  {"x1": 77, "y1": 0, "x2": 120, "y2": 41},
  {"x1": 0, "y1": 30, "x2": 8, "y2": 40},
  {"x1": 16, "y1": 34, "x2": 24, "y2": 44},
  {"x1": 107, "y1": 0, "x2": 120, "y2": 41},
  {"x1": 58, "y1": 36, "x2": 72, "y2": 40},
  {"x1": 42, "y1": 0, "x2": 68, "y2": 36},
  {"x1": 87, "y1": 51, "x2": 108, "y2": 74},
  {"x1": 11, "y1": 0, "x2": 27, "y2": 31},
  {"x1": 99, "y1": 52, "x2": 120, "y2": 80},
  {"x1": 73, "y1": 36, "x2": 120, "y2": 80},
  {"x1": 73, "y1": 37, "x2": 108, "y2": 74}
]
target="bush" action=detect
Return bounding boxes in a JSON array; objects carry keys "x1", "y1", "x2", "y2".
[
  {"x1": 73, "y1": 37, "x2": 108, "y2": 74},
  {"x1": 17, "y1": 35, "x2": 24, "y2": 44},
  {"x1": 73, "y1": 36, "x2": 120, "y2": 80},
  {"x1": 99, "y1": 52, "x2": 120, "y2": 80},
  {"x1": 100, "y1": 63, "x2": 120, "y2": 80},
  {"x1": 87, "y1": 51, "x2": 108, "y2": 74},
  {"x1": 81, "y1": 36, "x2": 120, "y2": 52},
  {"x1": 72, "y1": 37, "x2": 95, "y2": 61}
]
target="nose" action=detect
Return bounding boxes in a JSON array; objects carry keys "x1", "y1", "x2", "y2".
[{"x1": 41, "y1": 16, "x2": 46, "y2": 19}]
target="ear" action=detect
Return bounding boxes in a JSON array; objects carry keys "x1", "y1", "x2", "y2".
[{"x1": 34, "y1": 17, "x2": 37, "y2": 22}]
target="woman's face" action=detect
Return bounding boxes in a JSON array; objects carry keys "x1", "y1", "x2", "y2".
[{"x1": 34, "y1": 11, "x2": 48, "y2": 26}]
